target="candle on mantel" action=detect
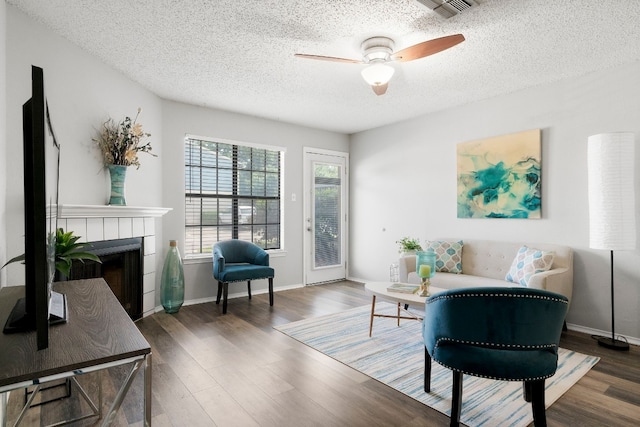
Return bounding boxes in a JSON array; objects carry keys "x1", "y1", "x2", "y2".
[{"x1": 419, "y1": 264, "x2": 431, "y2": 277}]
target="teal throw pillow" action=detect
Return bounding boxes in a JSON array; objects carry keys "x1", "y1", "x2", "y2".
[
  {"x1": 425, "y1": 240, "x2": 463, "y2": 274},
  {"x1": 505, "y1": 245, "x2": 555, "y2": 286}
]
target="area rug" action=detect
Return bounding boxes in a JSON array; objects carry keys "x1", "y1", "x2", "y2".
[{"x1": 274, "y1": 303, "x2": 599, "y2": 427}]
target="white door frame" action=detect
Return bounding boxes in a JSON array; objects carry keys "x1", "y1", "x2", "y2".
[{"x1": 303, "y1": 148, "x2": 349, "y2": 285}]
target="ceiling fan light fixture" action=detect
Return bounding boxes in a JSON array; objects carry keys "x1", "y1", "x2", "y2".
[
  {"x1": 295, "y1": 33, "x2": 464, "y2": 95},
  {"x1": 361, "y1": 63, "x2": 395, "y2": 86}
]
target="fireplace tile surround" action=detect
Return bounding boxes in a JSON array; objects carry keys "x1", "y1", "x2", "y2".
[{"x1": 57, "y1": 204, "x2": 171, "y2": 317}]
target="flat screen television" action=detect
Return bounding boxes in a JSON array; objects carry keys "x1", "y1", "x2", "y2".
[{"x1": 3, "y1": 65, "x2": 65, "y2": 350}]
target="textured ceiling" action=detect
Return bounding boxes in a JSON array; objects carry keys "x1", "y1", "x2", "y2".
[{"x1": 7, "y1": 0, "x2": 640, "y2": 134}]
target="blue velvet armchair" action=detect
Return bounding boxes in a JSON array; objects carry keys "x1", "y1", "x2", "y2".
[
  {"x1": 212, "y1": 240, "x2": 274, "y2": 314},
  {"x1": 423, "y1": 287, "x2": 568, "y2": 427}
]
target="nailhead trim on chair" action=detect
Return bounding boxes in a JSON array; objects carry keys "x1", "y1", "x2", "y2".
[
  {"x1": 426, "y1": 292, "x2": 568, "y2": 305},
  {"x1": 224, "y1": 276, "x2": 273, "y2": 283},
  {"x1": 435, "y1": 337, "x2": 558, "y2": 350},
  {"x1": 431, "y1": 357, "x2": 556, "y2": 382}
]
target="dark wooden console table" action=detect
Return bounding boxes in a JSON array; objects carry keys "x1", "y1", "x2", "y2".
[{"x1": 0, "y1": 278, "x2": 151, "y2": 426}]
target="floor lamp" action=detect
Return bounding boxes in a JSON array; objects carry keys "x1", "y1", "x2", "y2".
[{"x1": 587, "y1": 132, "x2": 635, "y2": 351}]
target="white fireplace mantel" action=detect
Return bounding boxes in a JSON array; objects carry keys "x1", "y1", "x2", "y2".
[
  {"x1": 56, "y1": 204, "x2": 171, "y2": 317},
  {"x1": 59, "y1": 204, "x2": 172, "y2": 219}
]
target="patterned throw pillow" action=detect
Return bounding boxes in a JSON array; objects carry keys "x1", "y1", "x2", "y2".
[
  {"x1": 505, "y1": 246, "x2": 555, "y2": 286},
  {"x1": 425, "y1": 240, "x2": 463, "y2": 274}
]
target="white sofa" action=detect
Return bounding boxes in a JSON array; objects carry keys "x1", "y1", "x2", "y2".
[{"x1": 398, "y1": 239, "x2": 574, "y2": 303}]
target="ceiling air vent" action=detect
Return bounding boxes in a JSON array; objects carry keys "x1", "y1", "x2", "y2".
[{"x1": 415, "y1": 0, "x2": 478, "y2": 19}]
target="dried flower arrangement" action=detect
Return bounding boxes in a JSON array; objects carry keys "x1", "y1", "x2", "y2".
[{"x1": 94, "y1": 108, "x2": 156, "y2": 169}]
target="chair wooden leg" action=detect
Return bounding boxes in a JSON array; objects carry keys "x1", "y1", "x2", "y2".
[
  {"x1": 247, "y1": 281, "x2": 252, "y2": 299},
  {"x1": 523, "y1": 381, "x2": 532, "y2": 402},
  {"x1": 424, "y1": 348, "x2": 432, "y2": 392},
  {"x1": 450, "y1": 371, "x2": 463, "y2": 427},
  {"x1": 268, "y1": 278, "x2": 274, "y2": 306},
  {"x1": 528, "y1": 379, "x2": 547, "y2": 427},
  {"x1": 222, "y1": 282, "x2": 229, "y2": 314},
  {"x1": 216, "y1": 281, "x2": 222, "y2": 304}
]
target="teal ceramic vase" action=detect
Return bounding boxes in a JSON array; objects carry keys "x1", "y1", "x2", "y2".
[
  {"x1": 161, "y1": 240, "x2": 185, "y2": 314},
  {"x1": 107, "y1": 164, "x2": 128, "y2": 205}
]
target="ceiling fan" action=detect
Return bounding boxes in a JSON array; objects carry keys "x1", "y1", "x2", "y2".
[{"x1": 295, "y1": 34, "x2": 465, "y2": 95}]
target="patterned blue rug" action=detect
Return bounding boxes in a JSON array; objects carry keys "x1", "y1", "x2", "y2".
[{"x1": 275, "y1": 303, "x2": 599, "y2": 427}]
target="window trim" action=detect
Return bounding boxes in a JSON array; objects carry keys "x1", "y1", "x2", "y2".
[
  {"x1": 184, "y1": 134, "x2": 286, "y2": 258},
  {"x1": 187, "y1": 134, "x2": 287, "y2": 154}
]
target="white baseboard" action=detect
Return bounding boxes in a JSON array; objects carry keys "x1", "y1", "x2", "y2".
[
  {"x1": 566, "y1": 323, "x2": 640, "y2": 347},
  {"x1": 152, "y1": 282, "x2": 306, "y2": 314}
]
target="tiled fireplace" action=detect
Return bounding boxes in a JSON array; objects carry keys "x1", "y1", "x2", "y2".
[{"x1": 57, "y1": 204, "x2": 171, "y2": 317}]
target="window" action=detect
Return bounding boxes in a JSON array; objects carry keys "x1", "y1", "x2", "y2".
[{"x1": 184, "y1": 137, "x2": 282, "y2": 256}]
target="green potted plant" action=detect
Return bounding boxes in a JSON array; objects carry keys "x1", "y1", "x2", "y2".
[
  {"x1": 396, "y1": 237, "x2": 423, "y2": 256},
  {"x1": 2, "y1": 228, "x2": 101, "y2": 279},
  {"x1": 54, "y1": 228, "x2": 102, "y2": 278}
]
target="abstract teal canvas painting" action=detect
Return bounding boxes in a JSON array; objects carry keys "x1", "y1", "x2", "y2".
[{"x1": 457, "y1": 129, "x2": 541, "y2": 218}]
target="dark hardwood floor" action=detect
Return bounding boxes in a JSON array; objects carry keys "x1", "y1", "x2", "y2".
[{"x1": 7, "y1": 281, "x2": 640, "y2": 426}]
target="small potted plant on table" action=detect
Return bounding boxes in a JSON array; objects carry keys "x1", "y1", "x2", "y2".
[
  {"x1": 396, "y1": 237, "x2": 423, "y2": 257},
  {"x1": 3, "y1": 228, "x2": 101, "y2": 281},
  {"x1": 54, "y1": 228, "x2": 102, "y2": 280}
]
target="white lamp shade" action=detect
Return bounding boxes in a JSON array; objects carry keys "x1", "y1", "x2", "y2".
[
  {"x1": 587, "y1": 132, "x2": 636, "y2": 250},
  {"x1": 361, "y1": 63, "x2": 395, "y2": 86}
]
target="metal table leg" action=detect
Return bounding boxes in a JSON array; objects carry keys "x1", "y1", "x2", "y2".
[
  {"x1": 100, "y1": 358, "x2": 145, "y2": 427},
  {"x1": 144, "y1": 354, "x2": 152, "y2": 427}
]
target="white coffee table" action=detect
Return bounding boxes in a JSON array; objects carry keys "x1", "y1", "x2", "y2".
[{"x1": 364, "y1": 281, "x2": 445, "y2": 337}]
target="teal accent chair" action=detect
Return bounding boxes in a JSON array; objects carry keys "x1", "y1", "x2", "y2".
[
  {"x1": 212, "y1": 240, "x2": 274, "y2": 314},
  {"x1": 423, "y1": 287, "x2": 568, "y2": 427}
]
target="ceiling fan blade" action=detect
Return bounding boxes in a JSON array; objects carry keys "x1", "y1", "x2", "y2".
[
  {"x1": 294, "y1": 53, "x2": 362, "y2": 64},
  {"x1": 392, "y1": 34, "x2": 465, "y2": 62},
  {"x1": 372, "y1": 83, "x2": 388, "y2": 96}
]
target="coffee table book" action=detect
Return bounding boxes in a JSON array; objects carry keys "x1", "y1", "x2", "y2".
[{"x1": 387, "y1": 283, "x2": 419, "y2": 294}]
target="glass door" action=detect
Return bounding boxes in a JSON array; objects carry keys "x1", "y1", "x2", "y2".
[{"x1": 303, "y1": 149, "x2": 348, "y2": 284}]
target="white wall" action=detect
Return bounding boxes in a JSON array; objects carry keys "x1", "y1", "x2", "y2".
[
  {"x1": 0, "y1": 1, "x2": 7, "y2": 287},
  {"x1": 161, "y1": 100, "x2": 349, "y2": 302},
  {"x1": 349, "y1": 61, "x2": 640, "y2": 341},
  {"x1": 2, "y1": 6, "x2": 350, "y2": 308},
  {"x1": 3, "y1": 6, "x2": 164, "y2": 285}
]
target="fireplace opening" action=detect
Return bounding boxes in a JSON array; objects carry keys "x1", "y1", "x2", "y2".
[{"x1": 65, "y1": 237, "x2": 144, "y2": 320}]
